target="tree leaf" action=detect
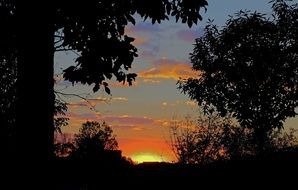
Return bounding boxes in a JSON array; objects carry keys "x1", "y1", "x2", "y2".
[
  {"x1": 93, "y1": 83, "x2": 100, "y2": 92},
  {"x1": 104, "y1": 86, "x2": 111, "y2": 94}
]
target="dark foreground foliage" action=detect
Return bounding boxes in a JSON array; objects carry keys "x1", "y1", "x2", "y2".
[{"x1": 4, "y1": 150, "x2": 298, "y2": 189}]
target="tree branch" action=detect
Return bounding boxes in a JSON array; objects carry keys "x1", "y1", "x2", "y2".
[
  {"x1": 55, "y1": 47, "x2": 74, "y2": 52},
  {"x1": 54, "y1": 91, "x2": 100, "y2": 112}
]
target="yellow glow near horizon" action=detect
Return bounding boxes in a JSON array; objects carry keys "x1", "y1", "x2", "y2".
[{"x1": 131, "y1": 153, "x2": 165, "y2": 163}]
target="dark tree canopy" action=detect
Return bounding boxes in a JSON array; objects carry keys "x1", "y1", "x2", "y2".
[
  {"x1": 70, "y1": 121, "x2": 118, "y2": 160},
  {"x1": 179, "y1": 0, "x2": 297, "y2": 151}
]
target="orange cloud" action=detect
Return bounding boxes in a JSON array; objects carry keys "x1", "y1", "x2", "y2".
[
  {"x1": 139, "y1": 58, "x2": 198, "y2": 80},
  {"x1": 110, "y1": 80, "x2": 139, "y2": 88}
]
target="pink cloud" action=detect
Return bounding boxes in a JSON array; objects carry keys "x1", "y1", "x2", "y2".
[
  {"x1": 131, "y1": 35, "x2": 147, "y2": 46},
  {"x1": 104, "y1": 115, "x2": 155, "y2": 126}
]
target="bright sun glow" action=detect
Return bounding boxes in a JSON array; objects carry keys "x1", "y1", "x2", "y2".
[{"x1": 131, "y1": 153, "x2": 164, "y2": 163}]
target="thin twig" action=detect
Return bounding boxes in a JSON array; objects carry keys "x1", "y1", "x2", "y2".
[
  {"x1": 54, "y1": 91, "x2": 98, "y2": 112},
  {"x1": 55, "y1": 47, "x2": 74, "y2": 52}
]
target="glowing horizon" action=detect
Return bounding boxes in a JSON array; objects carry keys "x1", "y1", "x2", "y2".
[{"x1": 131, "y1": 152, "x2": 169, "y2": 163}]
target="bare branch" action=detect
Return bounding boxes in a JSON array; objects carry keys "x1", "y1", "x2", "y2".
[
  {"x1": 55, "y1": 47, "x2": 74, "y2": 52},
  {"x1": 54, "y1": 91, "x2": 100, "y2": 112}
]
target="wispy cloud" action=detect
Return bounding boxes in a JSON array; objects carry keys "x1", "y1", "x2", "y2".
[
  {"x1": 160, "y1": 100, "x2": 196, "y2": 108},
  {"x1": 131, "y1": 35, "x2": 147, "y2": 46},
  {"x1": 125, "y1": 23, "x2": 161, "y2": 47},
  {"x1": 110, "y1": 80, "x2": 139, "y2": 88},
  {"x1": 104, "y1": 115, "x2": 155, "y2": 127},
  {"x1": 67, "y1": 96, "x2": 128, "y2": 109},
  {"x1": 112, "y1": 97, "x2": 128, "y2": 101},
  {"x1": 162, "y1": 102, "x2": 168, "y2": 106},
  {"x1": 141, "y1": 50, "x2": 155, "y2": 59},
  {"x1": 161, "y1": 101, "x2": 178, "y2": 107},
  {"x1": 66, "y1": 112, "x2": 155, "y2": 126},
  {"x1": 88, "y1": 96, "x2": 128, "y2": 102},
  {"x1": 65, "y1": 111, "x2": 171, "y2": 132},
  {"x1": 142, "y1": 78, "x2": 161, "y2": 84},
  {"x1": 67, "y1": 103, "x2": 89, "y2": 109},
  {"x1": 66, "y1": 112, "x2": 100, "y2": 121},
  {"x1": 139, "y1": 58, "x2": 198, "y2": 80},
  {"x1": 127, "y1": 23, "x2": 162, "y2": 33},
  {"x1": 176, "y1": 28, "x2": 203, "y2": 42}
]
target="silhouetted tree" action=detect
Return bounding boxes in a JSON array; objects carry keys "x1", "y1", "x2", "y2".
[
  {"x1": 179, "y1": 0, "x2": 297, "y2": 154},
  {"x1": 170, "y1": 113, "x2": 255, "y2": 165},
  {"x1": 70, "y1": 121, "x2": 118, "y2": 160},
  {"x1": 0, "y1": 0, "x2": 208, "y2": 160}
]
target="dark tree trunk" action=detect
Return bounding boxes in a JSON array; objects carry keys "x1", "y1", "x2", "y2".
[
  {"x1": 255, "y1": 125, "x2": 269, "y2": 157},
  {"x1": 16, "y1": 1, "x2": 55, "y2": 161}
]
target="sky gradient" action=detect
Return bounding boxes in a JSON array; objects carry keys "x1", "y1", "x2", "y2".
[{"x1": 54, "y1": 0, "x2": 297, "y2": 162}]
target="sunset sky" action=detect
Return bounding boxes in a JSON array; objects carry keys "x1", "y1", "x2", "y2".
[{"x1": 54, "y1": 0, "x2": 297, "y2": 163}]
